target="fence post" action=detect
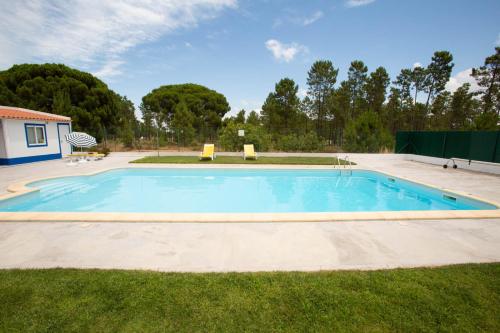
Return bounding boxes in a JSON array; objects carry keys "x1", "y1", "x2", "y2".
[{"x1": 441, "y1": 132, "x2": 447, "y2": 158}]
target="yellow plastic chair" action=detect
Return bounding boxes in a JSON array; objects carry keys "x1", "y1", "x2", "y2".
[
  {"x1": 199, "y1": 144, "x2": 215, "y2": 160},
  {"x1": 88, "y1": 152, "x2": 105, "y2": 160},
  {"x1": 243, "y1": 144, "x2": 257, "y2": 160}
]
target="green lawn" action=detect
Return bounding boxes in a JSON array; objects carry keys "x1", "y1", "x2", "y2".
[
  {"x1": 130, "y1": 155, "x2": 351, "y2": 165},
  {"x1": 1, "y1": 264, "x2": 499, "y2": 332}
]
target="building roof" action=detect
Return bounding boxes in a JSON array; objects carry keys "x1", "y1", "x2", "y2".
[{"x1": 0, "y1": 106, "x2": 71, "y2": 122}]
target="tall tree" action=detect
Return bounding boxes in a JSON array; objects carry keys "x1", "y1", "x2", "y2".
[
  {"x1": 306, "y1": 60, "x2": 338, "y2": 136},
  {"x1": 347, "y1": 60, "x2": 368, "y2": 118},
  {"x1": 326, "y1": 81, "x2": 351, "y2": 145},
  {"x1": 428, "y1": 91, "x2": 451, "y2": 130},
  {"x1": 141, "y1": 83, "x2": 230, "y2": 141},
  {"x1": 423, "y1": 51, "x2": 454, "y2": 109},
  {"x1": 449, "y1": 83, "x2": 477, "y2": 129},
  {"x1": 411, "y1": 65, "x2": 427, "y2": 105},
  {"x1": 383, "y1": 88, "x2": 404, "y2": 134},
  {"x1": 365, "y1": 66, "x2": 390, "y2": 114},
  {"x1": 246, "y1": 110, "x2": 261, "y2": 126},
  {"x1": 235, "y1": 109, "x2": 246, "y2": 124},
  {"x1": 171, "y1": 101, "x2": 196, "y2": 145},
  {"x1": 394, "y1": 68, "x2": 414, "y2": 106},
  {"x1": 472, "y1": 47, "x2": 500, "y2": 115},
  {"x1": 261, "y1": 78, "x2": 300, "y2": 134},
  {"x1": 0, "y1": 63, "x2": 136, "y2": 140}
]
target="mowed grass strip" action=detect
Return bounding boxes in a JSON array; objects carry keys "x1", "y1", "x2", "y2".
[
  {"x1": 130, "y1": 155, "x2": 350, "y2": 165},
  {"x1": 0, "y1": 264, "x2": 499, "y2": 332}
]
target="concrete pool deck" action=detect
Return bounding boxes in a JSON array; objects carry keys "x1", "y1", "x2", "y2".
[{"x1": 0, "y1": 152, "x2": 499, "y2": 271}]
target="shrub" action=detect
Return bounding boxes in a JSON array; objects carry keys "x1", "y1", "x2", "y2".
[
  {"x1": 275, "y1": 132, "x2": 324, "y2": 152},
  {"x1": 219, "y1": 121, "x2": 271, "y2": 151},
  {"x1": 95, "y1": 147, "x2": 111, "y2": 156},
  {"x1": 299, "y1": 132, "x2": 324, "y2": 152},
  {"x1": 120, "y1": 128, "x2": 134, "y2": 148},
  {"x1": 275, "y1": 134, "x2": 299, "y2": 152},
  {"x1": 343, "y1": 111, "x2": 394, "y2": 152}
]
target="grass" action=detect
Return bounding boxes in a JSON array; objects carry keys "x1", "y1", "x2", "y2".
[
  {"x1": 0, "y1": 264, "x2": 499, "y2": 332},
  {"x1": 130, "y1": 155, "x2": 351, "y2": 165}
]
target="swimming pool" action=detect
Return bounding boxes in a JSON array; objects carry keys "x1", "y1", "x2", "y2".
[{"x1": 0, "y1": 168, "x2": 495, "y2": 213}]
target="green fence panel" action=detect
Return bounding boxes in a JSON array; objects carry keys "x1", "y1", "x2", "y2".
[
  {"x1": 416, "y1": 131, "x2": 446, "y2": 157},
  {"x1": 443, "y1": 131, "x2": 471, "y2": 159},
  {"x1": 494, "y1": 132, "x2": 500, "y2": 163},
  {"x1": 395, "y1": 132, "x2": 410, "y2": 153},
  {"x1": 395, "y1": 131, "x2": 500, "y2": 163},
  {"x1": 469, "y1": 131, "x2": 498, "y2": 162}
]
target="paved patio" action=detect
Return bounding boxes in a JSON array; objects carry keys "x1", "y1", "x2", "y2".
[{"x1": 0, "y1": 152, "x2": 499, "y2": 272}]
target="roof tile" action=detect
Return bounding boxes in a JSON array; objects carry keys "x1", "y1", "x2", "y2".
[{"x1": 0, "y1": 106, "x2": 71, "y2": 122}]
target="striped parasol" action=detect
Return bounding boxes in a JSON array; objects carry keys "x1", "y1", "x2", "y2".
[{"x1": 65, "y1": 132, "x2": 97, "y2": 148}]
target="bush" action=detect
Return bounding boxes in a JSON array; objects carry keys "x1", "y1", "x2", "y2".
[
  {"x1": 95, "y1": 147, "x2": 111, "y2": 156},
  {"x1": 120, "y1": 128, "x2": 134, "y2": 148},
  {"x1": 275, "y1": 132, "x2": 324, "y2": 152},
  {"x1": 343, "y1": 111, "x2": 394, "y2": 152},
  {"x1": 219, "y1": 121, "x2": 272, "y2": 151}
]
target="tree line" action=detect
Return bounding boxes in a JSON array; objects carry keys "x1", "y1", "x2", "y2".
[
  {"x1": 0, "y1": 64, "x2": 137, "y2": 146},
  {"x1": 239, "y1": 47, "x2": 499, "y2": 152},
  {"x1": 1, "y1": 47, "x2": 498, "y2": 152}
]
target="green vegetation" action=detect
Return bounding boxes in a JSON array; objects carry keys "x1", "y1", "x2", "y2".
[
  {"x1": 1, "y1": 47, "x2": 498, "y2": 152},
  {"x1": 0, "y1": 64, "x2": 137, "y2": 143},
  {"x1": 219, "y1": 121, "x2": 272, "y2": 152},
  {"x1": 344, "y1": 111, "x2": 394, "y2": 152},
  {"x1": 0, "y1": 264, "x2": 499, "y2": 332},
  {"x1": 140, "y1": 83, "x2": 230, "y2": 143},
  {"x1": 130, "y1": 155, "x2": 348, "y2": 165}
]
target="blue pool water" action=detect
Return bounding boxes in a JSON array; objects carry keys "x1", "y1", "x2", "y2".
[{"x1": 0, "y1": 169, "x2": 495, "y2": 213}]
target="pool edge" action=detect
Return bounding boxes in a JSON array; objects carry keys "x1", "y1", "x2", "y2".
[{"x1": 1, "y1": 165, "x2": 499, "y2": 222}]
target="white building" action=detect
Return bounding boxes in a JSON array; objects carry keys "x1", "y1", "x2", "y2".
[{"x1": 0, "y1": 106, "x2": 72, "y2": 165}]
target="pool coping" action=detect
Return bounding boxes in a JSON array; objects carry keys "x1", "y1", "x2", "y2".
[{"x1": 1, "y1": 165, "x2": 499, "y2": 222}]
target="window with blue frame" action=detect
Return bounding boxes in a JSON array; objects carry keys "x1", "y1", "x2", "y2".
[{"x1": 25, "y1": 124, "x2": 47, "y2": 147}]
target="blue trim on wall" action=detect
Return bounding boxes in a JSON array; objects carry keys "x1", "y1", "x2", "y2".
[
  {"x1": 0, "y1": 153, "x2": 62, "y2": 165},
  {"x1": 24, "y1": 123, "x2": 48, "y2": 148},
  {"x1": 56, "y1": 123, "x2": 71, "y2": 155}
]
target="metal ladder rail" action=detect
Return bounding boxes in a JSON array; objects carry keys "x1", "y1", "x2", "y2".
[
  {"x1": 336, "y1": 155, "x2": 342, "y2": 175},
  {"x1": 344, "y1": 155, "x2": 353, "y2": 176}
]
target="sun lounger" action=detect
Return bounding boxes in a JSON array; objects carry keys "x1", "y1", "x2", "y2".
[
  {"x1": 243, "y1": 144, "x2": 257, "y2": 160},
  {"x1": 199, "y1": 144, "x2": 215, "y2": 160},
  {"x1": 65, "y1": 152, "x2": 104, "y2": 162},
  {"x1": 88, "y1": 152, "x2": 105, "y2": 160}
]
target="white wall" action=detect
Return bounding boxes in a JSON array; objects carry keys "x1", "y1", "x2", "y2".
[
  {"x1": 2, "y1": 119, "x2": 63, "y2": 158},
  {"x1": 0, "y1": 120, "x2": 7, "y2": 158}
]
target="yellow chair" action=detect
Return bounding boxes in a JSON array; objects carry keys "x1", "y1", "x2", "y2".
[
  {"x1": 243, "y1": 144, "x2": 257, "y2": 160},
  {"x1": 88, "y1": 152, "x2": 105, "y2": 160},
  {"x1": 199, "y1": 144, "x2": 215, "y2": 160}
]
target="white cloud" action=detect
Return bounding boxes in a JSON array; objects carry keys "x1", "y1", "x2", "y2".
[
  {"x1": 302, "y1": 11, "x2": 324, "y2": 26},
  {"x1": 346, "y1": 0, "x2": 376, "y2": 8},
  {"x1": 445, "y1": 68, "x2": 481, "y2": 93},
  {"x1": 273, "y1": 10, "x2": 323, "y2": 28},
  {"x1": 298, "y1": 88, "x2": 308, "y2": 99},
  {"x1": 0, "y1": 0, "x2": 236, "y2": 77},
  {"x1": 184, "y1": 42, "x2": 193, "y2": 48},
  {"x1": 92, "y1": 59, "x2": 125, "y2": 79},
  {"x1": 413, "y1": 62, "x2": 422, "y2": 68},
  {"x1": 265, "y1": 39, "x2": 307, "y2": 62}
]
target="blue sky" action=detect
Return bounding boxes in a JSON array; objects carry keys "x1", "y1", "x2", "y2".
[{"x1": 1, "y1": 0, "x2": 499, "y2": 118}]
